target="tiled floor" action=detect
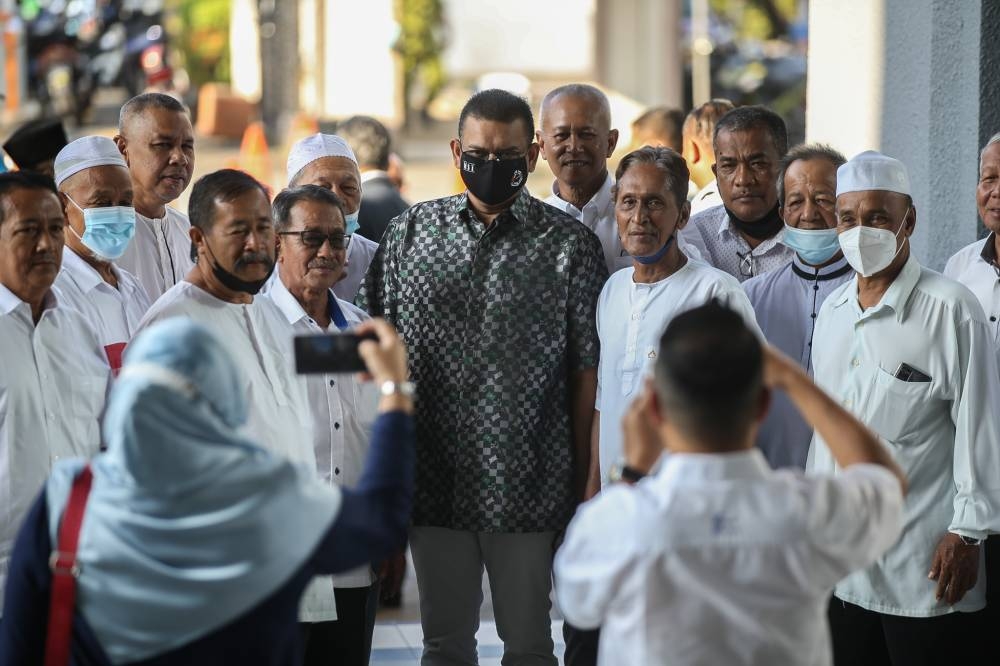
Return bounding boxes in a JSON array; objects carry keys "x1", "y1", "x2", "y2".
[{"x1": 371, "y1": 553, "x2": 567, "y2": 665}]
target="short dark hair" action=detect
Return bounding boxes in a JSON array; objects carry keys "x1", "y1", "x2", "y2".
[
  {"x1": 0, "y1": 171, "x2": 59, "y2": 226},
  {"x1": 653, "y1": 301, "x2": 763, "y2": 450},
  {"x1": 119, "y1": 92, "x2": 188, "y2": 133},
  {"x1": 188, "y1": 169, "x2": 269, "y2": 232},
  {"x1": 713, "y1": 105, "x2": 788, "y2": 156},
  {"x1": 683, "y1": 98, "x2": 735, "y2": 145},
  {"x1": 613, "y1": 146, "x2": 690, "y2": 209},
  {"x1": 776, "y1": 143, "x2": 846, "y2": 205},
  {"x1": 631, "y1": 106, "x2": 686, "y2": 152},
  {"x1": 458, "y1": 89, "x2": 534, "y2": 145},
  {"x1": 337, "y1": 116, "x2": 392, "y2": 171},
  {"x1": 272, "y1": 185, "x2": 346, "y2": 233}
]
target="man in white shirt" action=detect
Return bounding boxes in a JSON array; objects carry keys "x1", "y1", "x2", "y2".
[
  {"x1": 679, "y1": 106, "x2": 794, "y2": 281},
  {"x1": 114, "y1": 92, "x2": 196, "y2": 300},
  {"x1": 0, "y1": 172, "x2": 109, "y2": 615},
  {"x1": 52, "y1": 136, "x2": 151, "y2": 374},
  {"x1": 555, "y1": 301, "x2": 907, "y2": 666},
  {"x1": 537, "y1": 84, "x2": 631, "y2": 275},
  {"x1": 594, "y1": 146, "x2": 759, "y2": 493},
  {"x1": 262, "y1": 185, "x2": 379, "y2": 665},
  {"x1": 287, "y1": 134, "x2": 379, "y2": 303},
  {"x1": 681, "y1": 98, "x2": 735, "y2": 216},
  {"x1": 809, "y1": 151, "x2": 1000, "y2": 664},
  {"x1": 743, "y1": 144, "x2": 852, "y2": 469}
]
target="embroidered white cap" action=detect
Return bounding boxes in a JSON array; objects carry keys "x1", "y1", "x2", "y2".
[
  {"x1": 54, "y1": 136, "x2": 128, "y2": 187},
  {"x1": 836, "y1": 150, "x2": 911, "y2": 197},
  {"x1": 286, "y1": 133, "x2": 358, "y2": 183}
]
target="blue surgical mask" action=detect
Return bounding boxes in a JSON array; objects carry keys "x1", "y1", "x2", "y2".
[
  {"x1": 345, "y1": 210, "x2": 360, "y2": 236},
  {"x1": 66, "y1": 195, "x2": 136, "y2": 260},
  {"x1": 781, "y1": 224, "x2": 841, "y2": 266}
]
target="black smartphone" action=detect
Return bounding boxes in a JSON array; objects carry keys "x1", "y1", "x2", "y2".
[{"x1": 294, "y1": 332, "x2": 378, "y2": 374}]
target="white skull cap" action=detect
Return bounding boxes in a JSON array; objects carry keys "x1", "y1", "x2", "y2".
[
  {"x1": 54, "y1": 136, "x2": 128, "y2": 187},
  {"x1": 286, "y1": 133, "x2": 358, "y2": 184},
  {"x1": 836, "y1": 150, "x2": 911, "y2": 197}
]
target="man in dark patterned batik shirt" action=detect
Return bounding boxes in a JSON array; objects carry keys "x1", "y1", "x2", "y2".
[{"x1": 359, "y1": 88, "x2": 607, "y2": 666}]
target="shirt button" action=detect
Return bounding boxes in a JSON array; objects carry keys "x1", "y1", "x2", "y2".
[
  {"x1": 631, "y1": 313, "x2": 641, "y2": 320},
  {"x1": 810, "y1": 313, "x2": 817, "y2": 319},
  {"x1": 329, "y1": 379, "x2": 335, "y2": 387},
  {"x1": 334, "y1": 467, "x2": 340, "y2": 475},
  {"x1": 843, "y1": 398, "x2": 853, "y2": 408},
  {"x1": 991, "y1": 316, "x2": 997, "y2": 322},
  {"x1": 813, "y1": 285, "x2": 819, "y2": 291},
  {"x1": 334, "y1": 422, "x2": 340, "y2": 430},
  {"x1": 851, "y1": 358, "x2": 860, "y2": 367}
]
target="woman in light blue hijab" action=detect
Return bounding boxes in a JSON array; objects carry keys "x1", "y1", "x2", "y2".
[{"x1": 0, "y1": 317, "x2": 415, "y2": 665}]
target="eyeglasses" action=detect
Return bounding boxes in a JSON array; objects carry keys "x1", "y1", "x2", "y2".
[
  {"x1": 277, "y1": 230, "x2": 349, "y2": 250},
  {"x1": 736, "y1": 250, "x2": 757, "y2": 278},
  {"x1": 462, "y1": 147, "x2": 527, "y2": 161}
]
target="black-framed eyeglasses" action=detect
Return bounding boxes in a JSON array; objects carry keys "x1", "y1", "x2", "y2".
[
  {"x1": 736, "y1": 250, "x2": 757, "y2": 278},
  {"x1": 277, "y1": 230, "x2": 349, "y2": 250},
  {"x1": 460, "y1": 145, "x2": 527, "y2": 162}
]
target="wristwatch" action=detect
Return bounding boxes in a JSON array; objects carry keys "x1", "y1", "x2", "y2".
[
  {"x1": 608, "y1": 462, "x2": 646, "y2": 484},
  {"x1": 958, "y1": 535, "x2": 985, "y2": 546},
  {"x1": 379, "y1": 380, "x2": 416, "y2": 398}
]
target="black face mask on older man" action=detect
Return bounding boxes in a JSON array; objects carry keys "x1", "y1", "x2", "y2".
[{"x1": 459, "y1": 152, "x2": 528, "y2": 206}]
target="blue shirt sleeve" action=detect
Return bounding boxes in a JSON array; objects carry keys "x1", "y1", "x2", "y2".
[
  {"x1": 309, "y1": 410, "x2": 415, "y2": 573},
  {"x1": 0, "y1": 490, "x2": 51, "y2": 664}
]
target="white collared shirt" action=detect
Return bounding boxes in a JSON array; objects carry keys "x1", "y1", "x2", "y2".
[
  {"x1": 679, "y1": 204, "x2": 794, "y2": 282},
  {"x1": 0, "y1": 285, "x2": 109, "y2": 613},
  {"x1": 335, "y1": 232, "x2": 378, "y2": 304},
  {"x1": 690, "y1": 179, "x2": 723, "y2": 216},
  {"x1": 808, "y1": 255, "x2": 1000, "y2": 617},
  {"x1": 115, "y1": 207, "x2": 195, "y2": 302},
  {"x1": 545, "y1": 173, "x2": 633, "y2": 275},
  {"x1": 742, "y1": 254, "x2": 853, "y2": 469},
  {"x1": 263, "y1": 274, "x2": 378, "y2": 590},
  {"x1": 54, "y1": 247, "x2": 152, "y2": 372},
  {"x1": 595, "y1": 259, "x2": 760, "y2": 485},
  {"x1": 944, "y1": 232, "x2": 1000, "y2": 347},
  {"x1": 555, "y1": 450, "x2": 904, "y2": 666}
]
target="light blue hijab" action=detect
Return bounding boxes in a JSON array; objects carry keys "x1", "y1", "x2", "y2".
[{"x1": 46, "y1": 318, "x2": 341, "y2": 664}]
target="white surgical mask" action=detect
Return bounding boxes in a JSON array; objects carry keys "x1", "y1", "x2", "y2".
[{"x1": 838, "y1": 209, "x2": 909, "y2": 277}]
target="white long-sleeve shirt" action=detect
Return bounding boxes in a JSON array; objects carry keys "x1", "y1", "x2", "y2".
[
  {"x1": 54, "y1": 247, "x2": 152, "y2": 373},
  {"x1": 555, "y1": 451, "x2": 904, "y2": 666},
  {"x1": 0, "y1": 285, "x2": 109, "y2": 613},
  {"x1": 808, "y1": 255, "x2": 1000, "y2": 616},
  {"x1": 595, "y1": 259, "x2": 760, "y2": 485},
  {"x1": 263, "y1": 275, "x2": 378, "y2": 591},
  {"x1": 115, "y1": 207, "x2": 195, "y2": 302},
  {"x1": 944, "y1": 232, "x2": 999, "y2": 347}
]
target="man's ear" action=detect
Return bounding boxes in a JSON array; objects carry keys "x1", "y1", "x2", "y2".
[
  {"x1": 689, "y1": 140, "x2": 701, "y2": 165},
  {"x1": 58, "y1": 191, "x2": 71, "y2": 219},
  {"x1": 449, "y1": 138, "x2": 463, "y2": 170},
  {"x1": 675, "y1": 201, "x2": 691, "y2": 232},
  {"x1": 113, "y1": 135, "x2": 129, "y2": 165},
  {"x1": 607, "y1": 128, "x2": 620, "y2": 157},
  {"x1": 535, "y1": 130, "x2": 548, "y2": 160},
  {"x1": 526, "y1": 142, "x2": 541, "y2": 173},
  {"x1": 711, "y1": 162, "x2": 718, "y2": 178}
]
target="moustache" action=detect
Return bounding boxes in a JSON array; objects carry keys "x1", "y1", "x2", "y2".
[{"x1": 234, "y1": 252, "x2": 274, "y2": 270}]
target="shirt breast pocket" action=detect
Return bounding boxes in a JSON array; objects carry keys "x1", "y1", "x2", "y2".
[
  {"x1": 67, "y1": 374, "x2": 106, "y2": 420},
  {"x1": 868, "y1": 367, "x2": 935, "y2": 445}
]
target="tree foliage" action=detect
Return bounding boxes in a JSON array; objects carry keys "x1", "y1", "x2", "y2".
[{"x1": 393, "y1": 0, "x2": 447, "y2": 124}]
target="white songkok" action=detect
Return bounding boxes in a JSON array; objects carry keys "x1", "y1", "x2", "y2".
[
  {"x1": 286, "y1": 134, "x2": 358, "y2": 183},
  {"x1": 836, "y1": 150, "x2": 911, "y2": 197},
  {"x1": 54, "y1": 136, "x2": 128, "y2": 187}
]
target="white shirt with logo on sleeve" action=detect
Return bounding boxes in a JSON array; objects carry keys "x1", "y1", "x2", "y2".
[
  {"x1": 555, "y1": 450, "x2": 904, "y2": 666},
  {"x1": 808, "y1": 255, "x2": 1000, "y2": 617},
  {"x1": 595, "y1": 259, "x2": 760, "y2": 485},
  {"x1": 0, "y1": 285, "x2": 109, "y2": 614}
]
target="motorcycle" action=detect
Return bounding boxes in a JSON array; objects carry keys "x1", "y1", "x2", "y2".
[{"x1": 86, "y1": 6, "x2": 174, "y2": 98}]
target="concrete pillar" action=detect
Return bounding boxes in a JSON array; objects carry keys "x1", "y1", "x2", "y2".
[
  {"x1": 806, "y1": 0, "x2": 990, "y2": 270},
  {"x1": 595, "y1": 0, "x2": 683, "y2": 108}
]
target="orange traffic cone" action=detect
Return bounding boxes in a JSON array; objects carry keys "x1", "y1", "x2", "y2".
[{"x1": 237, "y1": 121, "x2": 272, "y2": 187}]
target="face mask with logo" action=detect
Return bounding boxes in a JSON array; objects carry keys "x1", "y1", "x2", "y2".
[
  {"x1": 838, "y1": 209, "x2": 909, "y2": 277},
  {"x1": 65, "y1": 195, "x2": 136, "y2": 260},
  {"x1": 344, "y1": 210, "x2": 360, "y2": 235},
  {"x1": 459, "y1": 152, "x2": 528, "y2": 206},
  {"x1": 781, "y1": 224, "x2": 841, "y2": 266},
  {"x1": 202, "y1": 239, "x2": 275, "y2": 295}
]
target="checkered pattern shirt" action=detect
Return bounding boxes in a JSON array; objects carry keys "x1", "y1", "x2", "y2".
[{"x1": 358, "y1": 189, "x2": 607, "y2": 532}]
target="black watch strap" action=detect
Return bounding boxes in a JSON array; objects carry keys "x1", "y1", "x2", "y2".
[{"x1": 620, "y1": 465, "x2": 646, "y2": 483}]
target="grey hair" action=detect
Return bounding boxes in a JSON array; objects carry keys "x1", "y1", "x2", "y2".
[
  {"x1": 272, "y1": 185, "x2": 346, "y2": 233},
  {"x1": 539, "y1": 84, "x2": 611, "y2": 130},
  {"x1": 118, "y1": 92, "x2": 188, "y2": 133},
  {"x1": 980, "y1": 132, "x2": 1000, "y2": 172},
  {"x1": 776, "y1": 143, "x2": 846, "y2": 205},
  {"x1": 613, "y1": 146, "x2": 690, "y2": 208}
]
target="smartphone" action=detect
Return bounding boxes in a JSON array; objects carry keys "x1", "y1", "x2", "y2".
[{"x1": 294, "y1": 332, "x2": 377, "y2": 374}]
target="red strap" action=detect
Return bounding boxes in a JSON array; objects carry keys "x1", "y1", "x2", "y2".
[
  {"x1": 103, "y1": 343, "x2": 127, "y2": 378},
  {"x1": 44, "y1": 466, "x2": 93, "y2": 666}
]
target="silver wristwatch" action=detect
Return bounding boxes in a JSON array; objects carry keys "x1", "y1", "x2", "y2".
[{"x1": 379, "y1": 380, "x2": 416, "y2": 398}]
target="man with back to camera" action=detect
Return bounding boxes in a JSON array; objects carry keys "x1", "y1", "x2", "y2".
[
  {"x1": 679, "y1": 105, "x2": 794, "y2": 281},
  {"x1": 360, "y1": 88, "x2": 607, "y2": 665},
  {"x1": 681, "y1": 98, "x2": 735, "y2": 215},
  {"x1": 555, "y1": 301, "x2": 907, "y2": 666}
]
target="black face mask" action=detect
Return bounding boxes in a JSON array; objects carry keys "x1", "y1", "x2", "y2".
[
  {"x1": 460, "y1": 152, "x2": 528, "y2": 206},
  {"x1": 203, "y1": 240, "x2": 275, "y2": 296},
  {"x1": 724, "y1": 202, "x2": 784, "y2": 241}
]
